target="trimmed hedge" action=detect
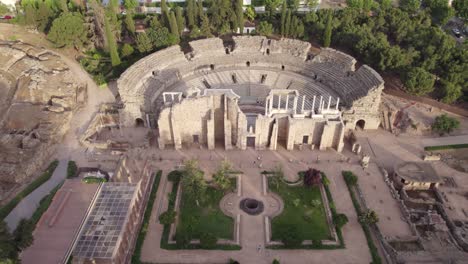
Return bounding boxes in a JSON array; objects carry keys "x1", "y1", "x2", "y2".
[
  {"x1": 66, "y1": 161, "x2": 78, "y2": 179},
  {"x1": 82, "y1": 176, "x2": 107, "y2": 183},
  {"x1": 132, "y1": 170, "x2": 162, "y2": 264},
  {"x1": 424, "y1": 144, "x2": 468, "y2": 151},
  {"x1": 161, "y1": 170, "x2": 241, "y2": 250},
  {"x1": 0, "y1": 160, "x2": 59, "y2": 220},
  {"x1": 30, "y1": 182, "x2": 63, "y2": 226},
  {"x1": 342, "y1": 171, "x2": 382, "y2": 264}
]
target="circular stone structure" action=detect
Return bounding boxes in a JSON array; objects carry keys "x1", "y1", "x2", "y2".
[
  {"x1": 240, "y1": 198, "x2": 264, "y2": 215},
  {"x1": 117, "y1": 36, "x2": 385, "y2": 152}
]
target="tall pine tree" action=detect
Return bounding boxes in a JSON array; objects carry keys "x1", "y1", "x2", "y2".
[
  {"x1": 200, "y1": 14, "x2": 212, "y2": 37},
  {"x1": 168, "y1": 10, "x2": 180, "y2": 39},
  {"x1": 323, "y1": 10, "x2": 332, "y2": 47},
  {"x1": 104, "y1": 12, "x2": 121, "y2": 66},
  {"x1": 186, "y1": 0, "x2": 195, "y2": 28},
  {"x1": 175, "y1": 6, "x2": 185, "y2": 34},
  {"x1": 236, "y1": 0, "x2": 243, "y2": 34},
  {"x1": 280, "y1": 1, "x2": 287, "y2": 36},
  {"x1": 284, "y1": 9, "x2": 291, "y2": 37}
]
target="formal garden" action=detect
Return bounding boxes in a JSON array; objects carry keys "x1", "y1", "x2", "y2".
[
  {"x1": 267, "y1": 168, "x2": 347, "y2": 249},
  {"x1": 160, "y1": 160, "x2": 240, "y2": 250}
]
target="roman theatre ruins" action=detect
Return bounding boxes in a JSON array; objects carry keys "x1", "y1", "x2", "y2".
[{"x1": 117, "y1": 36, "x2": 384, "y2": 151}]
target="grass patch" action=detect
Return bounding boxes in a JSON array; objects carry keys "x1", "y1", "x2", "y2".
[
  {"x1": 131, "y1": 170, "x2": 162, "y2": 264},
  {"x1": 0, "y1": 160, "x2": 59, "y2": 220},
  {"x1": 269, "y1": 178, "x2": 330, "y2": 242},
  {"x1": 161, "y1": 171, "x2": 240, "y2": 250},
  {"x1": 30, "y1": 182, "x2": 63, "y2": 226},
  {"x1": 424, "y1": 143, "x2": 468, "y2": 151},
  {"x1": 342, "y1": 171, "x2": 382, "y2": 264},
  {"x1": 177, "y1": 186, "x2": 234, "y2": 240}
]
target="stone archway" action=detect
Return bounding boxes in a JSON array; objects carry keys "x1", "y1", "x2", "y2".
[
  {"x1": 135, "y1": 118, "x2": 145, "y2": 127},
  {"x1": 356, "y1": 119, "x2": 365, "y2": 130}
]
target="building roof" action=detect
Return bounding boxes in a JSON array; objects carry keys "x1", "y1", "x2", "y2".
[
  {"x1": 72, "y1": 182, "x2": 138, "y2": 260},
  {"x1": 394, "y1": 162, "x2": 442, "y2": 183}
]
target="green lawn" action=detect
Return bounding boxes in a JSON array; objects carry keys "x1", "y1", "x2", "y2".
[
  {"x1": 177, "y1": 185, "x2": 234, "y2": 240},
  {"x1": 269, "y1": 180, "x2": 331, "y2": 242}
]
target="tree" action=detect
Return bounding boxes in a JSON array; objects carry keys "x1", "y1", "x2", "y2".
[
  {"x1": 125, "y1": 12, "x2": 136, "y2": 35},
  {"x1": 323, "y1": 10, "x2": 333, "y2": 47},
  {"x1": 13, "y1": 219, "x2": 34, "y2": 251},
  {"x1": 265, "y1": 0, "x2": 281, "y2": 19},
  {"x1": 36, "y1": 0, "x2": 53, "y2": 32},
  {"x1": 380, "y1": 0, "x2": 392, "y2": 9},
  {"x1": 200, "y1": 232, "x2": 217, "y2": 248},
  {"x1": 147, "y1": 25, "x2": 178, "y2": 48},
  {"x1": 159, "y1": 210, "x2": 176, "y2": 225},
  {"x1": 284, "y1": 9, "x2": 291, "y2": 37},
  {"x1": 123, "y1": 0, "x2": 138, "y2": 11},
  {"x1": 24, "y1": 4, "x2": 38, "y2": 27},
  {"x1": 161, "y1": 0, "x2": 169, "y2": 23},
  {"x1": 343, "y1": 171, "x2": 358, "y2": 186},
  {"x1": 136, "y1": 32, "x2": 153, "y2": 53},
  {"x1": 245, "y1": 5, "x2": 256, "y2": 21},
  {"x1": 453, "y1": 0, "x2": 468, "y2": 19},
  {"x1": 431, "y1": 114, "x2": 460, "y2": 135},
  {"x1": 303, "y1": 168, "x2": 322, "y2": 187},
  {"x1": 181, "y1": 159, "x2": 207, "y2": 205},
  {"x1": 440, "y1": 81, "x2": 462, "y2": 104},
  {"x1": 400, "y1": 0, "x2": 420, "y2": 13},
  {"x1": 200, "y1": 14, "x2": 212, "y2": 37},
  {"x1": 175, "y1": 6, "x2": 185, "y2": 35},
  {"x1": 257, "y1": 21, "x2": 273, "y2": 36},
  {"x1": 197, "y1": 0, "x2": 204, "y2": 24},
  {"x1": 0, "y1": 221, "x2": 16, "y2": 262},
  {"x1": 104, "y1": 13, "x2": 121, "y2": 66},
  {"x1": 187, "y1": 0, "x2": 196, "y2": 28},
  {"x1": 424, "y1": 0, "x2": 454, "y2": 25},
  {"x1": 47, "y1": 12, "x2": 87, "y2": 48},
  {"x1": 120, "y1": 43, "x2": 134, "y2": 58},
  {"x1": 359, "y1": 209, "x2": 379, "y2": 225},
  {"x1": 272, "y1": 259, "x2": 280, "y2": 264},
  {"x1": 213, "y1": 160, "x2": 232, "y2": 191},
  {"x1": 280, "y1": 1, "x2": 287, "y2": 36},
  {"x1": 168, "y1": 10, "x2": 180, "y2": 39},
  {"x1": 0, "y1": 2, "x2": 12, "y2": 15},
  {"x1": 236, "y1": 0, "x2": 244, "y2": 34},
  {"x1": 402, "y1": 67, "x2": 435, "y2": 96},
  {"x1": 333, "y1": 213, "x2": 349, "y2": 228}
]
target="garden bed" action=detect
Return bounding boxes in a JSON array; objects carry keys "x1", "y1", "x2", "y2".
[
  {"x1": 268, "y1": 177, "x2": 331, "y2": 244},
  {"x1": 161, "y1": 171, "x2": 240, "y2": 250}
]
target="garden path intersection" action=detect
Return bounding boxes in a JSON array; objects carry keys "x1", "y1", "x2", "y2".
[{"x1": 139, "y1": 147, "x2": 374, "y2": 264}]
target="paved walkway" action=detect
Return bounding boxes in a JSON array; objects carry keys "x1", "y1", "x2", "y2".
[
  {"x1": 140, "y1": 148, "x2": 372, "y2": 264},
  {"x1": 421, "y1": 135, "x2": 468, "y2": 147},
  {"x1": 5, "y1": 159, "x2": 68, "y2": 231}
]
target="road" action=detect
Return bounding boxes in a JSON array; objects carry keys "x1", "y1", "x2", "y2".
[{"x1": 5, "y1": 159, "x2": 68, "y2": 231}]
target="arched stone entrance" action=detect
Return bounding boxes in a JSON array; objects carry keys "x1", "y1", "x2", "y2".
[
  {"x1": 135, "y1": 118, "x2": 145, "y2": 127},
  {"x1": 355, "y1": 119, "x2": 365, "y2": 130}
]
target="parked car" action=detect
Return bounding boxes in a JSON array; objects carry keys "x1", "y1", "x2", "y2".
[
  {"x1": 452, "y1": 28, "x2": 463, "y2": 38},
  {"x1": 0, "y1": 15, "x2": 13, "y2": 20}
]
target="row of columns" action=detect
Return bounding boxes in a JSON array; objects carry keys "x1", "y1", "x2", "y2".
[{"x1": 265, "y1": 94, "x2": 340, "y2": 116}]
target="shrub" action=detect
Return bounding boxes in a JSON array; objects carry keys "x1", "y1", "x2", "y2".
[
  {"x1": 159, "y1": 210, "x2": 176, "y2": 225},
  {"x1": 167, "y1": 170, "x2": 183, "y2": 182},
  {"x1": 229, "y1": 259, "x2": 240, "y2": 264},
  {"x1": 272, "y1": 259, "x2": 280, "y2": 264},
  {"x1": 175, "y1": 232, "x2": 191, "y2": 248},
  {"x1": 82, "y1": 176, "x2": 107, "y2": 183},
  {"x1": 200, "y1": 232, "x2": 218, "y2": 248},
  {"x1": 303, "y1": 168, "x2": 321, "y2": 187},
  {"x1": 333, "y1": 213, "x2": 349, "y2": 228},
  {"x1": 13, "y1": 219, "x2": 34, "y2": 250},
  {"x1": 278, "y1": 225, "x2": 302, "y2": 247},
  {"x1": 343, "y1": 171, "x2": 358, "y2": 186},
  {"x1": 67, "y1": 161, "x2": 78, "y2": 178},
  {"x1": 359, "y1": 210, "x2": 379, "y2": 225},
  {"x1": 292, "y1": 198, "x2": 300, "y2": 207},
  {"x1": 431, "y1": 114, "x2": 460, "y2": 136}
]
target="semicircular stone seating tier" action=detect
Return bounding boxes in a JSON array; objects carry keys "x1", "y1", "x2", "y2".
[{"x1": 117, "y1": 36, "x2": 384, "y2": 126}]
